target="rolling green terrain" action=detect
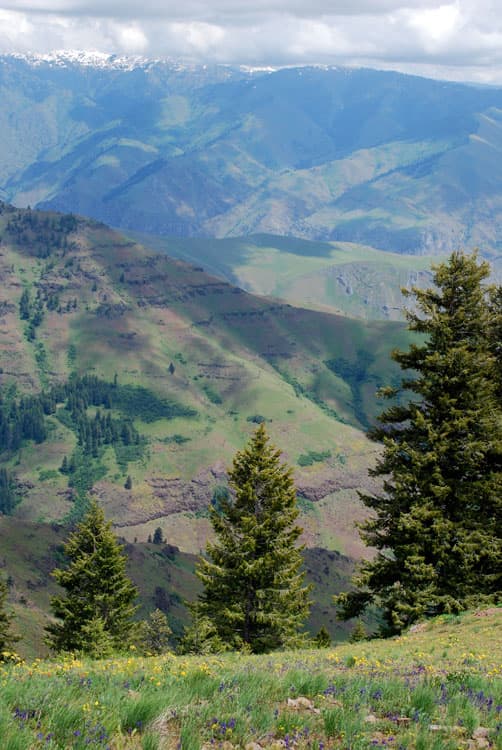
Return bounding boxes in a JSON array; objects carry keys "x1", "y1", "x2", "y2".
[
  {"x1": 128, "y1": 232, "x2": 437, "y2": 320},
  {"x1": 0, "y1": 203, "x2": 411, "y2": 533},
  {"x1": 0, "y1": 204, "x2": 416, "y2": 646},
  {"x1": 0, "y1": 606, "x2": 500, "y2": 748},
  {"x1": 2, "y1": 55, "x2": 502, "y2": 260}
]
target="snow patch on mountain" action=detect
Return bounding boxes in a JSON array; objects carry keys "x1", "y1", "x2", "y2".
[{"x1": 3, "y1": 50, "x2": 182, "y2": 72}]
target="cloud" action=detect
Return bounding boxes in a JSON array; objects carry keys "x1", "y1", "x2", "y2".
[
  {"x1": 0, "y1": 0, "x2": 501, "y2": 83},
  {"x1": 0, "y1": 1, "x2": 439, "y2": 20}
]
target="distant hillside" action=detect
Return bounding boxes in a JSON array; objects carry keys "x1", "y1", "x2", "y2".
[
  {"x1": 129, "y1": 231, "x2": 438, "y2": 320},
  {"x1": 0, "y1": 205, "x2": 413, "y2": 562},
  {"x1": 1, "y1": 55, "x2": 502, "y2": 258},
  {"x1": 1, "y1": 516, "x2": 356, "y2": 658}
]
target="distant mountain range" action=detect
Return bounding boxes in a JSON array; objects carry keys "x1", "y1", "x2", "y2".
[{"x1": 1, "y1": 52, "x2": 502, "y2": 260}]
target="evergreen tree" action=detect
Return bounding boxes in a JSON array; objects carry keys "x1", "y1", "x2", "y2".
[
  {"x1": 177, "y1": 610, "x2": 227, "y2": 655},
  {"x1": 194, "y1": 424, "x2": 311, "y2": 653},
  {"x1": 137, "y1": 609, "x2": 172, "y2": 654},
  {"x1": 336, "y1": 252, "x2": 502, "y2": 634},
  {"x1": 0, "y1": 574, "x2": 19, "y2": 658},
  {"x1": 0, "y1": 468, "x2": 20, "y2": 515},
  {"x1": 314, "y1": 625, "x2": 331, "y2": 648},
  {"x1": 349, "y1": 620, "x2": 367, "y2": 643},
  {"x1": 19, "y1": 288, "x2": 31, "y2": 320},
  {"x1": 152, "y1": 526, "x2": 164, "y2": 545},
  {"x1": 488, "y1": 284, "x2": 502, "y2": 403},
  {"x1": 46, "y1": 500, "x2": 138, "y2": 653}
]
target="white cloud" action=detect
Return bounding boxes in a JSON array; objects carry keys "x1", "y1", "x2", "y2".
[
  {"x1": 112, "y1": 23, "x2": 148, "y2": 53},
  {"x1": 0, "y1": 0, "x2": 501, "y2": 83},
  {"x1": 407, "y1": 3, "x2": 461, "y2": 46}
]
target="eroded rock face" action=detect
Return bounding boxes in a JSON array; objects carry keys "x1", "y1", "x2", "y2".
[
  {"x1": 146, "y1": 463, "x2": 227, "y2": 515},
  {"x1": 296, "y1": 472, "x2": 379, "y2": 503},
  {"x1": 99, "y1": 458, "x2": 379, "y2": 530},
  {"x1": 105, "y1": 462, "x2": 227, "y2": 527}
]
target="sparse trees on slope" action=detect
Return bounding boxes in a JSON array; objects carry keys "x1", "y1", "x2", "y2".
[
  {"x1": 46, "y1": 500, "x2": 138, "y2": 653},
  {"x1": 193, "y1": 424, "x2": 311, "y2": 653},
  {"x1": 0, "y1": 575, "x2": 18, "y2": 658},
  {"x1": 336, "y1": 251, "x2": 502, "y2": 634}
]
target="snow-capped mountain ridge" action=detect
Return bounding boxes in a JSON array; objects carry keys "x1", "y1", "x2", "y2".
[
  {"x1": 2, "y1": 50, "x2": 343, "y2": 76},
  {"x1": 3, "y1": 50, "x2": 202, "y2": 72}
]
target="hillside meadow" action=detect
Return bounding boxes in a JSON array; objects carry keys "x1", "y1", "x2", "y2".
[
  {"x1": 0, "y1": 203, "x2": 414, "y2": 643},
  {"x1": 0, "y1": 607, "x2": 500, "y2": 750}
]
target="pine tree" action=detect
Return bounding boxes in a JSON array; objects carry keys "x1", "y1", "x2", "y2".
[
  {"x1": 194, "y1": 424, "x2": 311, "y2": 653},
  {"x1": 336, "y1": 252, "x2": 502, "y2": 634},
  {"x1": 0, "y1": 574, "x2": 19, "y2": 659},
  {"x1": 46, "y1": 500, "x2": 138, "y2": 654}
]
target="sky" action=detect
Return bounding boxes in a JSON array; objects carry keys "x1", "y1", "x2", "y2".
[{"x1": 1, "y1": 0, "x2": 502, "y2": 84}]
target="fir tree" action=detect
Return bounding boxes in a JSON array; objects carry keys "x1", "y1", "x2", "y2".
[
  {"x1": 46, "y1": 500, "x2": 138, "y2": 653},
  {"x1": 19, "y1": 288, "x2": 31, "y2": 320},
  {"x1": 194, "y1": 424, "x2": 311, "y2": 653},
  {"x1": 137, "y1": 609, "x2": 172, "y2": 654},
  {"x1": 349, "y1": 620, "x2": 367, "y2": 643},
  {"x1": 0, "y1": 468, "x2": 20, "y2": 515},
  {"x1": 314, "y1": 625, "x2": 331, "y2": 648},
  {"x1": 488, "y1": 284, "x2": 502, "y2": 403},
  {"x1": 0, "y1": 574, "x2": 19, "y2": 658},
  {"x1": 177, "y1": 610, "x2": 227, "y2": 655},
  {"x1": 336, "y1": 252, "x2": 502, "y2": 634},
  {"x1": 152, "y1": 526, "x2": 164, "y2": 545}
]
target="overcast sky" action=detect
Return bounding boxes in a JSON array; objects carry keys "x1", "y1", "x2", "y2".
[{"x1": 1, "y1": 0, "x2": 502, "y2": 83}]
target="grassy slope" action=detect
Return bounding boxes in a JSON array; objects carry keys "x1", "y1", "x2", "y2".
[
  {"x1": 127, "y1": 231, "x2": 437, "y2": 320},
  {"x1": 0, "y1": 205, "x2": 416, "y2": 649},
  {"x1": 0, "y1": 205, "x2": 412, "y2": 546},
  {"x1": 0, "y1": 608, "x2": 500, "y2": 749}
]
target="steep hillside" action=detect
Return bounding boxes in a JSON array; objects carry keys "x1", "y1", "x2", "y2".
[
  {"x1": 0, "y1": 205, "x2": 412, "y2": 561},
  {"x1": 1, "y1": 54, "x2": 502, "y2": 257},
  {"x1": 0, "y1": 516, "x2": 357, "y2": 658}
]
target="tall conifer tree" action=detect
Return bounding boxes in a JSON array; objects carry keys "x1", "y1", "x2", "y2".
[
  {"x1": 336, "y1": 252, "x2": 502, "y2": 634},
  {"x1": 194, "y1": 424, "x2": 311, "y2": 653},
  {"x1": 488, "y1": 284, "x2": 502, "y2": 403},
  {"x1": 46, "y1": 500, "x2": 138, "y2": 653}
]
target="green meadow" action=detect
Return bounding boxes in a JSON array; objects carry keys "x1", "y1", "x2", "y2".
[{"x1": 0, "y1": 608, "x2": 500, "y2": 749}]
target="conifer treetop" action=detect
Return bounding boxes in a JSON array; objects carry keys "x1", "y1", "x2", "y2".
[
  {"x1": 193, "y1": 423, "x2": 311, "y2": 653},
  {"x1": 46, "y1": 500, "x2": 138, "y2": 654}
]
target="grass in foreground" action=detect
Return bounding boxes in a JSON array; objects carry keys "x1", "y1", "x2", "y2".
[{"x1": 0, "y1": 608, "x2": 500, "y2": 750}]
